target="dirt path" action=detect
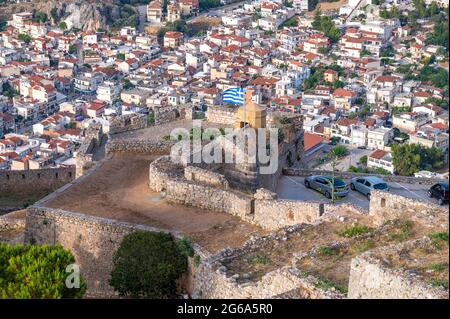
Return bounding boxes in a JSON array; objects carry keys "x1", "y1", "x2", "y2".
[{"x1": 44, "y1": 153, "x2": 264, "y2": 252}]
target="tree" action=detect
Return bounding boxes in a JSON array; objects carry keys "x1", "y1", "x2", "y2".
[
  {"x1": 392, "y1": 144, "x2": 421, "y2": 176},
  {"x1": 59, "y1": 21, "x2": 67, "y2": 30},
  {"x1": 18, "y1": 33, "x2": 31, "y2": 44},
  {"x1": 68, "y1": 44, "x2": 77, "y2": 54},
  {"x1": 31, "y1": 10, "x2": 48, "y2": 23},
  {"x1": 331, "y1": 145, "x2": 348, "y2": 158},
  {"x1": 358, "y1": 155, "x2": 368, "y2": 166},
  {"x1": 332, "y1": 80, "x2": 345, "y2": 89},
  {"x1": 121, "y1": 78, "x2": 135, "y2": 89},
  {"x1": 109, "y1": 231, "x2": 191, "y2": 298},
  {"x1": 50, "y1": 7, "x2": 59, "y2": 23},
  {"x1": 392, "y1": 143, "x2": 444, "y2": 176},
  {"x1": 199, "y1": 0, "x2": 220, "y2": 11},
  {"x1": 0, "y1": 243, "x2": 86, "y2": 298}
]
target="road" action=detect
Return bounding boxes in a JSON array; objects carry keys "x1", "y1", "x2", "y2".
[
  {"x1": 187, "y1": 1, "x2": 247, "y2": 24},
  {"x1": 276, "y1": 175, "x2": 435, "y2": 210},
  {"x1": 137, "y1": 4, "x2": 147, "y2": 33}
]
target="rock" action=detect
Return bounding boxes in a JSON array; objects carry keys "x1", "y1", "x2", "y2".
[{"x1": 218, "y1": 266, "x2": 227, "y2": 273}]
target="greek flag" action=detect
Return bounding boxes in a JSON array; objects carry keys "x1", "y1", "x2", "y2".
[{"x1": 223, "y1": 87, "x2": 245, "y2": 105}]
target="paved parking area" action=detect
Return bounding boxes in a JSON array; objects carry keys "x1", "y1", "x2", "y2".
[{"x1": 276, "y1": 176, "x2": 437, "y2": 210}]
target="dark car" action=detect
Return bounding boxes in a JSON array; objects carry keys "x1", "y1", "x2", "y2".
[{"x1": 428, "y1": 182, "x2": 449, "y2": 205}]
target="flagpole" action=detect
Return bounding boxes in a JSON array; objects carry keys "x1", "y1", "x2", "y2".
[{"x1": 244, "y1": 87, "x2": 246, "y2": 131}]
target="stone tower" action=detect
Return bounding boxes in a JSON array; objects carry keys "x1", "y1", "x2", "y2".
[{"x1": 234, "y1": 89, "x2": 267, "y2": 129}]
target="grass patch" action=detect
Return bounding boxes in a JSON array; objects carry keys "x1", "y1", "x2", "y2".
[
  {"x1": 386, "y1": 219, "x2": 414, "y2": 241},
  {"x1": 193, "y1": 254, "x2": 201, "y2": 268},
  {"x1": 428, "y1": 232, "x2": 449, "y2": 249},
  {"x1": 318, "y1": 245, "x2": 339, "y2": 256},
  {"x1": 428, "y1": 262, "x2": 448, "y2": 272},
  {"x1": 351, "y1": 239, "x2": 376, "y2": 254},
  {"x1": 428, "y1": 278, "x2": 449, "y2": 290},
  {"x1": 338, "y1": 224, "x2": 372, "y2": 238},
  {"x1": 315, "y1": 278, "x2": 348, "y2": 294},
  {"x1": 245, "y1": 253, "x2": 270, "y2": 265}
]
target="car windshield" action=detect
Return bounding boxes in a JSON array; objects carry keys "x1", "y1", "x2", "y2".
[
  {"x1": 325, "y1": 178, "x2": 346, "y2": 187},
  {"x1": 373, "y1": 183, "x2": 388, "y2": 190}
]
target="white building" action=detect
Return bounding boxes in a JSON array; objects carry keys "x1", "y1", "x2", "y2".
[
  {"x1": 367, "y1": 127, "x2": 393, "y2": 150},
  {"x1": 96, "y1": 81, "x2": 122, "y2": 104},
  {"x1": 368, "y1": 149, "x2": 394, "y2": 174}
]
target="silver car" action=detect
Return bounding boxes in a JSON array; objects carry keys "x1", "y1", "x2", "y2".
[
  {"x1": 304, "y1": 175, "x2": 349, "y2": 199},
  {"x1": 350, "y1": 176, "x2": 389, "y2": 200}
]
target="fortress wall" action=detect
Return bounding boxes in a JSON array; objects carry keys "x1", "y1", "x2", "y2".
[
  {"x1": 369, "y1": 190, "x2": 448, "y2": 228},
  {"x1": 164, "y1": 178, "x2": 253, "y2": 220},
  {"x1": 109, "y1": 114, "x2": 149, "y2": 135},
  {"x1": 253, "y1": 199, "x2": 322, "y2": 231},
  {"x1": 184, "y1": 166, "x2": 229, "y2": 189},
  {"x1": 206, "y1": 106, "x2": 237, "y2": 126},
  {"x1": 106, "y1": 139, "x2": 175, "y2": 155},
  {"x1": 348, "y1": 238, "x2": 449, "y2": 299},
  {"x1": 24, "y1": 206, "x2": 209, "y2": 298},
  {"x1": 0, "y1": 166, "x2": 76, "y2": 193}
]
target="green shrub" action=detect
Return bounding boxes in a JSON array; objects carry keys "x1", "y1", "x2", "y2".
[
  {"x1": 339, "y1": 224, "x2": 372, "y2": 238},
  {"x1": 428, "y1": 232, "x2": 449, "y2": 249},
  {"x1": 193, "y1": 254, "x2": 201, "y2": 268},
  {"x1": 386, "y1": 219, "x2": 414, "y2": 241},
  {"x1": 245, "y1": 253, "x2": 270, "y2": 265},
  {"x1": 429, "y1": 278, "x2": 449, "y2": 289},
  {"x1": 0, "y1": 243, "x2": 86, "y2": 298},
  {"x1": 176, "y1": 236, "x2": 194, "y2": 258},
  {"x1": 109, "y1": 231, "x2": 188, "y2": 298},
  {"x1": 318, "y1": 245, "x2": 337, "y2": 256},
  {"x1": 428, "y1": 262, "x2": 448, "y2": 272}
]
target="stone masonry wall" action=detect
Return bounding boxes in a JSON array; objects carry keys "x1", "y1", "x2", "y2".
[
  {"x1": 369, "y1": 190, "x2": 448, "y2": 228},
  {"x1": 24, "y1": 206, "x2": 209, "y2": 298},
  {"x1": 192, "y1": 225, "x2": 345, "y2": 299},
  {"x1": 106, "y1": 139, "x2": 175, "y2": 155},
  {"x1": 206, "y1": 106, "x2": 237, "y2": 126},
  {"x1": 164, "y1": 178, "x2": 253, "y2": 221},
  {"x1": 154, "y1": 106, "x2": 185, "y2": 125},
  {"x1": 348, "y1": 238, "x2": 449, "y2": 299},
  {"x1": 109, "y1": 114, "x2": 148, "y2": 135},
  {"x1": 253, "y1": 199, "x2": 322, "y2": 231},
  {"x1": 184, "y1": 166, "x2": 229, "y2": 189},
  {"x1": 0, "y1": 166, "x2": 75, "y2": 193}
]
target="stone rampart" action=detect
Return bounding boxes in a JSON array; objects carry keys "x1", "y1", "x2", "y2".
[
  {"x1": 369, "y1": 190, "x2": 448, "y2": 228},
  {"x1": 0, "y1": 166, "x2": 76, "y2": 193}
]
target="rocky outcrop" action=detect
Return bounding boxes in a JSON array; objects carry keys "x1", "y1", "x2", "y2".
[
  {"x1": 62, "y1": 1, "x2": 124, "y2": 31},
  {"x1": 0, "y1": 1, "x2": 122, "y2": 31}
]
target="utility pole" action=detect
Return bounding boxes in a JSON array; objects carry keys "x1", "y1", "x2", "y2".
[{"x1": 331, "y1": 155, "x2": 336, "y2": 204}]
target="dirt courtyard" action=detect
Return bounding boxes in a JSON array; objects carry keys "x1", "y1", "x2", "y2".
[{"x1": 44, "y1": 153, "x2": 264, "y2": 252}]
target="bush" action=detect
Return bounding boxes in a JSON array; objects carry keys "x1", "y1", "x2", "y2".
[
  {"x1": 331, "y1": 145, "x2": 348, "y2": 158},
  {"x1": 0, "y1": 243, "x2": 86, "y2": 298},
  {"x1": 339, "y1": 224, "x2": 372, "y2": 238},
  {"x1": 109, "y1": 231, "x2": 189, "y2": 298}
]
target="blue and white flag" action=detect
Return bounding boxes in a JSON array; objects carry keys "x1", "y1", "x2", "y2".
[{"x1": 223, "y1": 87, "x2": 245, "y2": 105}]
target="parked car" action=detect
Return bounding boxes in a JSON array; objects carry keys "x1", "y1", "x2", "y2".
[
  {"x1": 304, "y1": 175, "x2": 349, "y2": 199},
  {"x1": 350, "y1": 176, "x2": 389, "y2": 200},
  {"x1": 427, "y1": 182, "x2": 449, "y2": 205}
]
